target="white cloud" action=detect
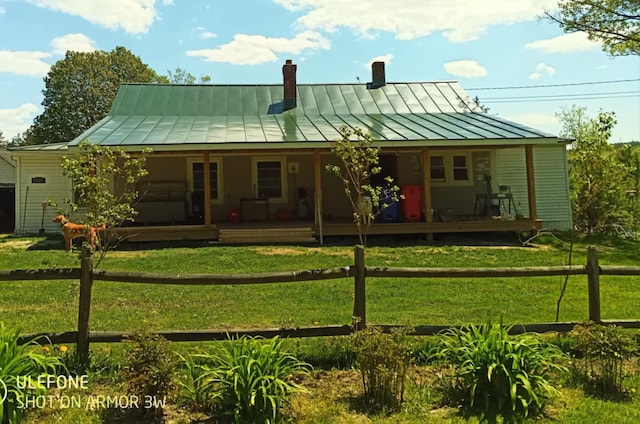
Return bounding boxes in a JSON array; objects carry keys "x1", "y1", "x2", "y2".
[
  {"x1": 366, "y1": 54, "x2": 394, "y2": 69},
  {"x1": 0, "y1": 104, "x2": 39, "y2": 139},
  {"x1": 275, "y1": 0, "x2": 557, "y2": 42},
  {"x1": 0, "y1": 6, "x2": 5, "y2": 14},
  {"x1": 525, "y1": 32, "x2": 600, "y2": 53},
  {"x1": 194, "y1": 27, "x2": 217, "y2": 40},
  {"x1": 443, "y1": 60, "x2": 487, "y2": 78},
  {"x1": 0, "y1": 51, "x2": 51, "y2": 76},
  {"x1": 505, "y1": 112, "x2": 559, "y2": 133},
  {"x1": 51, "y1": 33, "x2": 97, "y2": 55},
  {"x1": 528, "y1": 62, "x2": 556, "y2": 80},
  {"x1": 186, "y1": 31, "x2": 330, "y2": 65},
  {"x1": 26, "y1": 0, "x2": 168, "y2": 34}
]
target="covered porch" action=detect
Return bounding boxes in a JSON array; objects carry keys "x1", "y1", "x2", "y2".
[{"x1": 114, "y1": 143, "x2": 541, "y2": 244}]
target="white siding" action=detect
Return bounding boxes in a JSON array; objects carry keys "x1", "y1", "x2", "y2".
[
  {"x1": 496, "y1": 145, "x2": 572, "y2": 231},
  {"x1": 496, "y1": 147, "x2": 529, "y2": 216},
  {"x1": 533, "y1": 145, "x2": 573, "y2": 230},
  {"x1": 15, "y1": 154, "x2": 71, "y2": 234},
  {"x1": 0, "y1": 153, "x2": 15, "y2": 184}
]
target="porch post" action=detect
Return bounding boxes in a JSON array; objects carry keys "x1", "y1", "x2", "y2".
[
  {"x1": 421, "y1": 147, "x2": 433, "y2": 241},
  {"x1": 203, "y1": 152, "x2": 212, "y2": 227},
  {"x1": 314, "y1": 149, "x2": 324, "y2": 245},
  {"x1": 525, "y1": 145, "x2": 537, "y2": 221}
]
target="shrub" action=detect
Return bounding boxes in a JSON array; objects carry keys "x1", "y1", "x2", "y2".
[
  {"x1": 120, "y1": 332, "x2": 176, "y2": 420},
  {"x1": 437, "y1": 320, "x2": 567, "y2": 418},
  {"x1": 351, "y1": 326, "x2": 412, "y2": 413},
  {"x1": 0, "y1": 323, "x2": 63, "y2": 424},
  {"x1": 181, "y1": 336, "x2": 310, "y2": 423},
  {"x1": 569, "y1": 322, "x2": 637, "y2": 398}
]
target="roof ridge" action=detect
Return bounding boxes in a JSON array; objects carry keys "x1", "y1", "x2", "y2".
[{"x1": 120, "y1": 81, "x2": 461, "y2": 87}]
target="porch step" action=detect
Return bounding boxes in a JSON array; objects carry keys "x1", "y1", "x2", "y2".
[{"x1": 218, "y1": 227, "x2": 317, "y2": 244}]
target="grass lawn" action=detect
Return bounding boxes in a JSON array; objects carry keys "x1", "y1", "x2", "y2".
[
  {"x1": 1, "y1": 233, "x2": 639, "y2": 423},
  {"x1": 1, "y1": 233, "x2": 639, "y2": 334}
]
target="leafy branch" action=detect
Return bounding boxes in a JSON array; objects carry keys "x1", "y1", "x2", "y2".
[{"x1": 325, "y1": 126, "x2": 399, "y2": 246}]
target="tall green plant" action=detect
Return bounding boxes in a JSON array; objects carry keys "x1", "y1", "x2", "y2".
[
  {"x1": 437, "y1": 320, "x2": 567, "y2": 418},
  {"x1": 0, "y1": 323, "x2": 63, "y2": 424},
  {"x1": 182, "y1": 336, "x2": 310, "y2": 423},
  {"x1": 325, "y1": 125, "x2": 399, "y2": 245}
]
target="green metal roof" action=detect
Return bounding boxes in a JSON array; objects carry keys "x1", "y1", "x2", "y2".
[{"x1": 69, "y1": 82, "x2": 558, "y2": 150}]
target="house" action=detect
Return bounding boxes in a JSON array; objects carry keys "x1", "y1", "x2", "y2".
[
  {"x1": 0, "y1": 149, "x2": 16, "y2": 232},
  {"x1": 10, "y1": 60, "x2": 572, "y2": 243}
]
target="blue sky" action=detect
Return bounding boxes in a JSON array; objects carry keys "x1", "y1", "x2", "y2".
[{"x1": 1, "y1": 0, "x2": 639, "y2": 142}]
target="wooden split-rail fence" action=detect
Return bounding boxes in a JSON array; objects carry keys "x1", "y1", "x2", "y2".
[{"x1": 1, "y1": 245, "x2": 639, "y2": 367}]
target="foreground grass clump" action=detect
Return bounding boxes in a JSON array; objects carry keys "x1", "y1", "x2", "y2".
[
  {"x1": 0, "y1": 323, "x2": 63, "y2": 424},
  {"x1": 352, "y1": 326, "x2": 412, "y2": 413},
  {"x1": 120, "y1": 332, "x2": 176, "y2": 421},
  {"x1": 179, "y1": 336, "x2": 310, "y2": 423},
  {"x1": 569, "y1": 321, "x2": 637, "y2": 399},
  {"x1": 436, "y1": 320, "x2": 568, "y2": 418}
]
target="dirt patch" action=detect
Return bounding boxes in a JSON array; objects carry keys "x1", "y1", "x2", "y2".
[
  {"x1": 253, "y1": 246, "x2": 352, "y2": 258},
  {"x1": 0, "y1": 240, "x2": 36, "y2": 250},
  {"x1": 102, "y1": 250, "x2": 151, "y2": 259}
]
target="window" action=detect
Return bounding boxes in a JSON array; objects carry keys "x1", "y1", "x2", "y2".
[
  {"x1": 429, "y1": 152, "x2": 472, "y2": 186},
  {"x1": 252, "y1": 157, "x2": 287, "y2": 202},
  {"x1": 452, "y1": 155, "x2": 469, "y2": 181},
  {"x1": 188, "y1": 157, "x2": 223, "y2": 204},
  {"x1": 192, "y1": 162, "x2": 218, "y2": 200},
  {"x1": 430, "y1": 156, "x2": 445, "y2": 181}
]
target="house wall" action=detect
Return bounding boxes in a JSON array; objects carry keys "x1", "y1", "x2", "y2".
[
  {"x1": 431, "y1": 151, "x2": 490, "y2": 216},
  {"x1": 497, "y1": 145, "x2": 572, "y2": 231},
  {"x1": 320, "y1": 154, "x2": 352, "y2": 220},
  {"x1": 496, "y1": 147, "x2": 530, "y2": 217},
  {"x1": 533, "y1": 145, "x2": 573, "y2": 230},
  {"x1": 221, "y1": 153, "x2": 316, "y2": 222},
  {"x1": 320, "y1": 150, "x2": 492, "y2": 221},
  {"x1": 15, "y1": 153, "x2": 71, "y2": 234},
  {"x1": 0, "y1": 152, "x2": 15, "y2": 184}
]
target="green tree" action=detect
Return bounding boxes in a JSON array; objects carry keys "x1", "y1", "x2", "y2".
[
  {"x1": 53, "y1": 140, "x2": 150, "y2": 258},
  {"x1": 558, "y1": 105, "x2": 631, "y2": 232},
  {"x1": 166, "y1": 67, "x2": 211, "y2": 84},
  {"x1": 546, "y1": 0, "x2": 640, "y2": 56},
  {"x1": 9, "y1": 128, "x2": 36, "y2": 147},
  {"x1": 473, "y1": 96, "x2": 491, "y2": 113},
  {"x1": 325, "y1": 125, "x2": 399, "y2": 245},
  {"x1": 29, "y1": 46, "x2": 167, "y2": 145}
]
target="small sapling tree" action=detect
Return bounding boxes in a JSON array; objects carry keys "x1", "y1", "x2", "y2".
[
  {"x1": 326, "y1": 125, "x2": 399, "y2": 246},
  {"x1": 51, "y1": 140, "x2": 150, "y2": 259}
]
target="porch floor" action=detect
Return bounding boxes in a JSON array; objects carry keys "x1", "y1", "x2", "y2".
[{"x1": 110, "y1": 217, "x2": 541, "y2": 243}]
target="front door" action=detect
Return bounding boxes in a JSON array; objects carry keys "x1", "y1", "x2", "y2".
[
  {"x1": 0, "y1": 186, "x2": 15, "y2": 233},
  {"x1": 371, "y1": 154, "x2": 398, "y2": 187}
]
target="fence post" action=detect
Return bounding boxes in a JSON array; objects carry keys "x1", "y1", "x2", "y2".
[
  {"x1": 586, "y1": 245, "x2": 601, "y2": 323},
  {"x1": 352, "y1": 245, "x2": 366, "y2": 331},
  {"x1": 78, "y1": 245, "x2": 94, "y2": 370}
]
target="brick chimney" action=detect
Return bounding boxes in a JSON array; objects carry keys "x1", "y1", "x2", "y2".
[
  {"x1": 282, "y1": 59, "x2": 297, "y2": 110},
  {"x1": 369, "y1": 61, "x2": 385, "y2": 89}
]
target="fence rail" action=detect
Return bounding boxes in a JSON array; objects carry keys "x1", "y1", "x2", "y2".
[{"x1": 2, "y1": 245, "x2": 640, "y2": 368}]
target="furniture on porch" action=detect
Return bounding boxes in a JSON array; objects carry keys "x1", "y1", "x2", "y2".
[
  {"x1": 474, "y1": 192, "x2": 516, "y2": 217},
  {"x1": 136, "y1": 182, "x2": 186, "y2": 225},
  {"x1": 240, "y1": 197, "x2": 270, "y2": 222}
]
